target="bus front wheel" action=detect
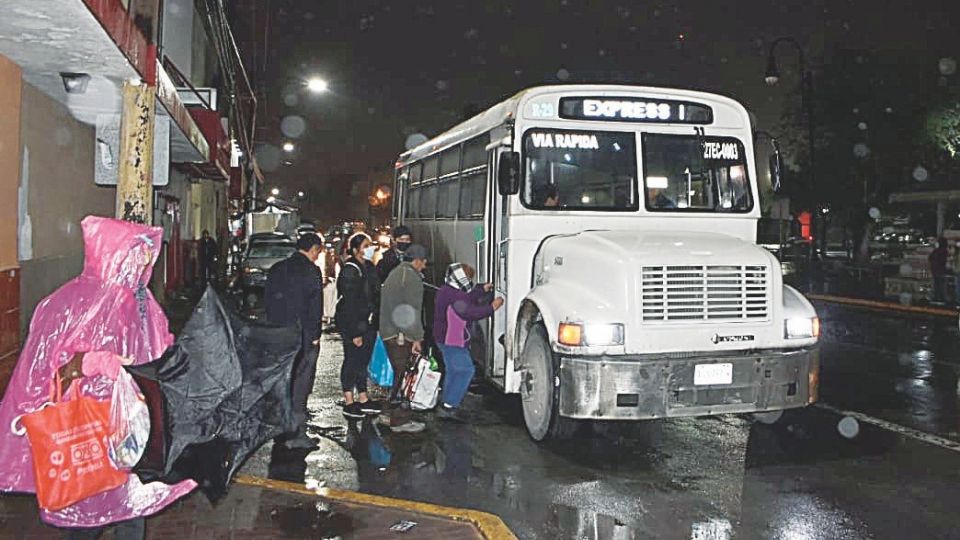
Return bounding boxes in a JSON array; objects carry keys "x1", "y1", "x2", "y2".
[{"x1": 520, "y1": 324, "x2": 577, "y2": 441}]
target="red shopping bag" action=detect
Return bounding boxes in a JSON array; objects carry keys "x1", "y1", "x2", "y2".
[{"x1": 20, "y1": 376, "x2": 127, "y2": 511}]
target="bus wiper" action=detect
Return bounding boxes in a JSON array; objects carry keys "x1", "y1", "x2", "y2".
[{"x1": 694, "y1": 126, "x2": 706, "y2": 154}]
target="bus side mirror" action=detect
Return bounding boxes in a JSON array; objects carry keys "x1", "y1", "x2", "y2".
[
  {"x1": 769, "y1": 139, "x2": 783, "y2": 193},
  {"x1": 497, "y1": 152, "x2": 521, "y2": 195}
]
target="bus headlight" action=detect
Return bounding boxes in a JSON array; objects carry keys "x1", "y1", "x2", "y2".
[
  {"x1": 785, "y1": 317, "x2": 820, "y2": 339},
  {"x1": 558, "y1": 323, "x2": 624, "y2": 346}
]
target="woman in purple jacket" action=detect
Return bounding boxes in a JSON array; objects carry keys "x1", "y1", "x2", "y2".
[{"x1": 433, "y1": 263, "x2": 504, "y2": 420}]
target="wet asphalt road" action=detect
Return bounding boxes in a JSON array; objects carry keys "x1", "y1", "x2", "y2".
[{"x1": 239, "y1": 304, "x2": 960, "y2": 539}]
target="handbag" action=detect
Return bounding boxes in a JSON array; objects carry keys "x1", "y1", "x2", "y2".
[
  {"x1": 19, "y1": 374, "x2": 127, "y2": 511},
  {"x1": 367, "y1": 334, "x2": 394, "y2": 387}
]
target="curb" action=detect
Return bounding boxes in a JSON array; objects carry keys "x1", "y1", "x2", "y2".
[
  {"x1": 807, "y1": 293, "x2": 958, "y2": 318},
  {"x1": 233, "y1": 474, "x2": 517, "y2": 540}
]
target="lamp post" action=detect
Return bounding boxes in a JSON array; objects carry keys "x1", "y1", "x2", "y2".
[{"x1": 766, "y1": 37, "x2": 817, "y2": 252}]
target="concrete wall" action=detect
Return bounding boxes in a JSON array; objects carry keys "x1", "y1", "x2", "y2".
[
  {"x1": 0, "y1": 56, "x2": 20, "y2": 270},
  {"x1": 18, "y1": 82, "x2": 115, "y2": 329},
  {"x1": 0, "y1": 55, "x2": 23, "y2": 393}
]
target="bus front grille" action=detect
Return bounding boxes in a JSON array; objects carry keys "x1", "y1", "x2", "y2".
[{"x1": 641, "y1": 265, "x2": 770, "y2": 323}]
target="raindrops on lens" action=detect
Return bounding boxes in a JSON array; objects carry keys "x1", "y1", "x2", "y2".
[
  {"x1": 281, "y1": 116, "x2": 307, "y2": 139},
  {"x1": 837, "y1": 416, "x2": 860, "y2": 439}
]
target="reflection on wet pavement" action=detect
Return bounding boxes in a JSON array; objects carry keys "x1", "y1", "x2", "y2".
[
  {"x1": 816, "y1": 302, "x2": 960, "y2": 440},
  {"x1": 236, "y1": 312, "x2": 960, "y2": 539}
]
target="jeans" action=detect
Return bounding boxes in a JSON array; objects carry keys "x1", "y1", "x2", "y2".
[{"x1": 438, "y1": 344, "x2": 475, "y2": 408}]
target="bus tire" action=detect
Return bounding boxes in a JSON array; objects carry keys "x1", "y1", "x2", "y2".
[{"x1": 521, "y1": 324, "x2": 577, "y2": 441}]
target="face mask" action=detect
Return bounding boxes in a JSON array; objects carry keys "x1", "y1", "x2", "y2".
[
  {"x1": 396, "y1": 241, "x2": 412, "y2": 252},
  {"x1": 362, "y1": 246, "x2": 376, "y2": 260}
]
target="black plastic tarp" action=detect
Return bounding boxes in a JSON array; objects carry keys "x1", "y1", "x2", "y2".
[{"x1": 129, "y1": 287, "x2": 301, "y2": 500}]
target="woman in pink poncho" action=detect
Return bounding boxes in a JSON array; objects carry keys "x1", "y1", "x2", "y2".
[{"x1": 0, "y1": 216, "x2": 195, "y2": 532}]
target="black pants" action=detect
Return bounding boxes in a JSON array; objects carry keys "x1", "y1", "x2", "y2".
[
  {"x1": 341, "y1": 331, "x2": 375, "y2": 393},
  {"x1": 290, "y1": 340, "x2": 320, "y2": 431},
  {"x1": 66, "y1": 518, "x2": 145, "y2": 540}
]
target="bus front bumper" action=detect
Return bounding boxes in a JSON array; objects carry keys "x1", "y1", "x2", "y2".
[{"x1": 557, "y1": 348, "x2": 819, "y2": 420}]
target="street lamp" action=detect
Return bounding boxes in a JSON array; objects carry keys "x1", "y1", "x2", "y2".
[
  {"x1": 266, "y1": 195, "x2": 276, "y2": 204},
  {"x1": 297, "y1": 191, "x2": 305, "y2": 199},
  {"x1": 765, "y1": 37, "x2": 817, "y2": 250},
  {"x1": 282, "y1": 141, "x2": 295, "y2": 152},
  {"x1": 270, "y1": 187, "x2": 280, "y2": 196},
  {"x1": 306, "y1": 77, "x2": 328, "y2": 94}
]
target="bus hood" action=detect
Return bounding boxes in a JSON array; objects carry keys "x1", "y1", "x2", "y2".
[
  {"x1": 571, "y1": 230, "x2": 774, "y2": 265},
  {"x1": 529, "y1": 230, "x2": 784, "y2": 355}
]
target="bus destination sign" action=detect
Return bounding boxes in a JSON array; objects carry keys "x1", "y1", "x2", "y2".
[{"x1": 559, "y1": 97, "x2": 714, "y2": 124}]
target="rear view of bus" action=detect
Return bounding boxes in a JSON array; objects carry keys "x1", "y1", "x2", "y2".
[{"x1": 394, "y1": 85, "x2": 820, "y2": 441}]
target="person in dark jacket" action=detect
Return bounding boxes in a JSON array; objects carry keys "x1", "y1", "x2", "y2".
[
  {"x1": 433, "y1": 263, "x2": 503, "y2": 420},
  {"x1": 336, "y1": 233, "x2": 383, "y2": 420},
  {"x1": 376, "y1": 225, "x2": 412, "y2": 282},
  {"x1": 264, "y1": 232, "x2": 324, "y2": 448},
  {"x1": 198, "y1": 229, "x2": 218, "y2": 285}
]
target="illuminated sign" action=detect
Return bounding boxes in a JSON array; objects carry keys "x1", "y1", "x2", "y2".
[
  {"x1": 560, "y1": 97, "x2": 713, "y2": 124},
  {"x1": 530, "y1": 132, "x2": 600, "y2": 149}
]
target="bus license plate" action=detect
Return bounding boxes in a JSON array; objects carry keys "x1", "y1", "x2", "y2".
[{"x1": 694, "y1": 363, "x2": 733, "y2": 386}]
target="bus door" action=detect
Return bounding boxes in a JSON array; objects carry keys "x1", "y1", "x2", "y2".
[{"x1": 480, "y1": 142, "x2": 511, "y2": 382}]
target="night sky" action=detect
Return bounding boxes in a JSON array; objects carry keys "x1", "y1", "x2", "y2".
[{"x1": 244, "y1": 0, "x2": 959, "y2": 223}]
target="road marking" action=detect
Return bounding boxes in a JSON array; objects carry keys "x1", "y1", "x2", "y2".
[
  {"x1": 808, "y1": 294, "x2": 957, "y2": 318},
  {"x1": 815, "y1": 403, "x2": 960, "y2": 453},
  {"x1": 234, "y1": 474, "x2": 518, "y2": 539}
]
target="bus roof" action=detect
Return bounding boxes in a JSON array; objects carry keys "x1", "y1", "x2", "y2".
[{"x1": 397, "y1": 84, "x2": 749, "y2": 167}]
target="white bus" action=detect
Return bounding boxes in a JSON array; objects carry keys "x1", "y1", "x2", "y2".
[{"x1": 393, "y1": 85, "x2": 819, "y2": 441}]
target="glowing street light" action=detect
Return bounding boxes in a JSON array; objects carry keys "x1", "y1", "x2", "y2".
[
  {"x1": 306, "y1": 77, "x2": 328, "y2": 94},
  {"x1": 270, "y1": 187, "x2": 280, "y2": 196},
  {"x1": 375, "y1": 188, "x2": 387, "y2": 200},
  {"x1": 266, "y1": 196, "x2": 276, "y2": 203},
  {"x1": 282, "y1": 141, "x2": 295, "y2": 152},
  {"x1": 297, "y1": 191, "x2": 305, "y2": 198}
]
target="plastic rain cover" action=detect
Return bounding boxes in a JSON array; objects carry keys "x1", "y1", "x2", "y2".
[
  {"x1": 129, "y1": 287, "x2": 300, "y2": 501},
  {"x1": 0, "y1": 216, "x2": 196, "y2": 528}
]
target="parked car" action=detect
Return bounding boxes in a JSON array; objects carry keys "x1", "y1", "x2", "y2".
[{"x1": 238, "y1": 238, "x2": 296, "y2": 307}]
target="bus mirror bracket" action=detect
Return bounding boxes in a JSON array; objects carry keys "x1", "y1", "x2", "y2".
[{"x1": 498, "y1": 152, "x2": 521, "y2": 195}]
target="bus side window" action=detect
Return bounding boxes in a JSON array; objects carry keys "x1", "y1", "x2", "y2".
[
  {"x1": 420, "y1": 183, "x2": 438, "y2": 219},
  {"x1": 406, "y1": 162, "x2": 423, "y2": 220},
  {"x1": 459, "y1": 136, "x2": 488, "y2": 218}
]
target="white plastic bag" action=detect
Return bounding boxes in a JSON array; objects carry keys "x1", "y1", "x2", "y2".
[
  {"x1": 107, "y1": 369, "x2": 150, "y2": 470},
  {"x1": 409, "y1": 357, "x2": 441, "y2": 411}
]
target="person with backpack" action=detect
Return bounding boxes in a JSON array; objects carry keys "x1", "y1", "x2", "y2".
[{"x1": 335, "y1": 233, "x2": 382, "y2": 420}]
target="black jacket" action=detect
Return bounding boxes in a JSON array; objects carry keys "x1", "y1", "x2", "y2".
[
  {"x1": 335, "y1": 258, "x2": 378, "y2": 339},
  {"x1": 265, "y1": 252, "x2": 323, "y2": 344}
]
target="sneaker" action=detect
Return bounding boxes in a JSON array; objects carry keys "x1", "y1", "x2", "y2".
[
  {"x1": 437, "y1": 405, "x2": 462, "y2": 422},
  {"x1": 359, "y1": 401, "x2": 383, "y2": 415},
  {"x1": 342, "y1": 402, "x2": 364, "y2": 419},
  {"x1": 390, "y1": 421, "x2": 426, "y2": 433}
]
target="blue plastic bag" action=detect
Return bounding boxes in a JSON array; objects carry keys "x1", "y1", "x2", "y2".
[{"x1": 368, "y1": 334, "x2": 394, "y2": 387}]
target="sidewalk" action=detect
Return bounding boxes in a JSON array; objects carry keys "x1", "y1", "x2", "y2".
[{"x1": 0, "y1": 474, "x2": 514, "y2": 539}]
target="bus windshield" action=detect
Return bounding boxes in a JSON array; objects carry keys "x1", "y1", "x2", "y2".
[
  {"x1": 642, "y1": 133, "x2": 752, "y2": 213},
  {"x1": 523, "y1": 129, "x2": 638, "y2": 211}
]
